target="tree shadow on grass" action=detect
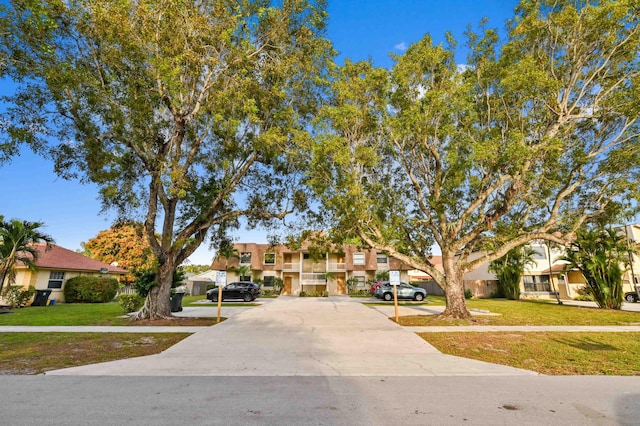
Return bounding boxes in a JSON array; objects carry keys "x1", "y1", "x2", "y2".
[{"x1": 552, "y1": 336, "x2": 617, "y2": 351}]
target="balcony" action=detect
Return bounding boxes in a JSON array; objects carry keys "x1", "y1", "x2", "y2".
[
  {"x1": 327, "y1": 262, "x2": 346, "y2": 271},
  {"x1": 282, "y1": 262, "x2": 300, "y2": 271},
  {"x1": 301, "y1": 273, "x2": 327, "y2": 285}
]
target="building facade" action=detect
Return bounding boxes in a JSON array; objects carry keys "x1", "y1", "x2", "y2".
[
  {"x1": 210, "y1": 242, "x2": 412, "y2": 296},
  {"x1": 3, "y1": 243, "x2": 128, "y2": 304}
]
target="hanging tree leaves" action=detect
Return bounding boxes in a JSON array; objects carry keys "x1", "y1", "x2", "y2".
[
  {"x1": 0, "y1": 0, "x2": 333, "y2": 319},
  {"x1": 306, "y1": 0, "x2": 640, "y2": 318}
]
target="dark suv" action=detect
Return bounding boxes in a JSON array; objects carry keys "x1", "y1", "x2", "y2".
[{"x1": 206, "y1": 281, "x2": 261, "y2": 302}]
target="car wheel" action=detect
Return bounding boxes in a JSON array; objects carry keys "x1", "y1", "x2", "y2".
[
  {"x1": 625, "y1": 293, "x2": 637, "y2": 303},
  {"x1": 414, "y1": 293, "x2": 424, "y2": 302},
  {"x1": 383, "y1": 292, "x2": 393, "y2": 301},
  {"x1": 211, "y1": 295, "x2": 218, "y2": 302},
  {"x1": 243, "y1": 293, "x2": 253, "y2": 302}
]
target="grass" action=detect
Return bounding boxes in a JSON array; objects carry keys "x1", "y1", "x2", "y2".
[
  {"x1": 0, "y1": 332, "x2": 191, "y2": 375},
  {"x1": 182, "y1": 295, "x2": 262, "y2": 307},
  {"x1": 0, "y1": 301, "x2": 217, "y2": 326},
  {"x1": 396, "y1": 296, "x2": 640, "y2": 326},
  {"x1": 420, "y1": 332, "x2": 640, "y2": 375}
]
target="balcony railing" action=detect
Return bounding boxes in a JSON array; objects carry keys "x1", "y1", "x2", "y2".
[
  {"x1": 282, "y1": 262, "x2": 300, "y2": 271},
  {"x1": 301, "y1": 273, "x2": 326, "y2": 284},
  {"x1": 327, "y1": 262, "x2": 346, "y2": 271}
]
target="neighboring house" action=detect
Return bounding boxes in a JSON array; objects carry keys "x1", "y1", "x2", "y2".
[
  {"x1": 549, "y1": 224, "x2": 640, "y2": 299},
  {"x1": 408, "y1": 254, "x2": 499, "y2": 298},
  {"x1": 186, "y1": 270, "x2": 218, "y2": 296},
  {"x1": 210, "y1": 242, "x2": 412, "y2": 296},
  {"x1": 453, "y1": 225, "x2": 640, "y2": 300},
  {"x1": 3, "y1": 243, "x2": 128, "y2": 304}
]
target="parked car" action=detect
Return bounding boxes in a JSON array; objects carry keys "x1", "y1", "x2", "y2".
[
  {"x1": 206, "y1": 281, "x2": 261, "y2": 302},
  {"x1": 375, "y1": 281, "x2": 427, "y2": 301},
  {"x1": 370, "y1": 280, "x2": 383, "y2": 296},
  {"x1": 624, "y1": 291, "x2": 639, "y2": 303}
]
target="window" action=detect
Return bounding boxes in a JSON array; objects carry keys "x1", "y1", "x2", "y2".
[
  {"x1": 263, "y1": 276, "x2": 274, "y2": 287},
  {"x1": 353, "y1": 276, "x2": 366, "y2": 288},
  {"x1": 48, "y1": 271, "x2": 65, "y2": 289},
  {"x1": 523, "y1": 275, "x2": 551, "y2": 292},
  {"x1": 240, "y1": 252, "x2": 251, "y2": 264},
  {"x1": 353, "y1": 252, "x2": 365, "y2": 265},
  {"x1": 264, "y1": 253, "x2": 275, "y2": 265},
  {"x1": 531, "y1": 247, "x2": 547, "y2": 259},
  {"x1": 376, "y1": 254, "x2": 388, "y2": 264}
]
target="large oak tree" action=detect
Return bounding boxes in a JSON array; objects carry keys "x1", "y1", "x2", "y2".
[
  {"x1": 0, "y1": 0, "x2": 333, "y2": 318},
  {"x1": 306, "y1": 0, "x2": 640, "y2": 318}
]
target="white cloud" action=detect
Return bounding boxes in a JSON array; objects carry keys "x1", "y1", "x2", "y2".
[{"x1": 394, "y1": 42, "x2": 408, "y2": 51}]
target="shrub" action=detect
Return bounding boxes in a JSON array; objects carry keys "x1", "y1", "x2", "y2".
[
  {"x1": 348, "y1": 289, "x2": 370, "y2": 297},
  {"x1": 64, "y1": 276, "x2": 119, "y2": 303},
  {"x1": 132, "y1": 269, "x2": 158, "y2": 297},
  {"x1": 261, "y1": 289, "x2": 281, "y2": 297},
  {"x1": 118, "y1": 293, "x2": 145, "y2": 313},
  {"x1": 574, "y1": 286, "x2": 594, "y2": 301},
  {"x1": 464, "y1": 289, "x2": 473, "y2": 299},
  {"x1": 3, "y1": 285, "x2": 36, "y2": 308},
  {"x1": 300, "y1": 290, "x2": 328, "y2": 297}
]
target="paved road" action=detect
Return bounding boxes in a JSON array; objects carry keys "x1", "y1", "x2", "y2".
[
  {"x1": 1, "y1": 376, "x2": 638, "y2": 425},
  {"x1": 44, "y1": 296, "x2": 535, "y2": 376}
]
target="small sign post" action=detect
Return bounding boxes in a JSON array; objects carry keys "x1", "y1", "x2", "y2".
[
  {"x1": 216, "y1": 271, "x2": 226, "y2": 323},
  {"x1": 389, "y1": 270, "x2": 400, "y2": 323}
]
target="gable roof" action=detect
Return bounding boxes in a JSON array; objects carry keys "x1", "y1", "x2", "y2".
[{"x1": 18, "y1": 243, "x2": 128, "y2": 274}]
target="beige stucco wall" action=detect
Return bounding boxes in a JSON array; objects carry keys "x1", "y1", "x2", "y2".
[{"x1": 3, "y1": 268, "x2": 123, "y2": 304}]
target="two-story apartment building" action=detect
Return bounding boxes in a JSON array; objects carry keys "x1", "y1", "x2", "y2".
[{"x1": 210, "y1": 242, "x2": 412, "y2": 296}]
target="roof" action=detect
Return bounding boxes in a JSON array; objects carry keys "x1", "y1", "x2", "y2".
[
  {"x1": 189, "y1": 270, "x2": 217, "y2": 282},
  {"x1": 17, "y1": 243, "x2": 129, "y2": 274}
]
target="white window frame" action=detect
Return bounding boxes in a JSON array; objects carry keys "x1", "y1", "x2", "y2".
[
  {"x1": 48, "y1": 271, "x2": 65, "y2": 289},
  {"x1": 240, "y1": 252, "x2": 251, "y2": 264},
  {"x1": 264, "y1": 253, "x2": 276, "y2": 265},
  {"x1": 353, "y1": 252, "x2": 365, "y2": 265}
]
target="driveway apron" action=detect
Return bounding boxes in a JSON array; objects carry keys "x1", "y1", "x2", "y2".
[{"x1": 45, "y1": 297, "x2": 536, "y2": 377}]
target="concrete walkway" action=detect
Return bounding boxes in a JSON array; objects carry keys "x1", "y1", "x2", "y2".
[{"x1": 43, "y1": 296, "x2": 538, "y2": 377}]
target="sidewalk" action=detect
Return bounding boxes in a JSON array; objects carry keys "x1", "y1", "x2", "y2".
[{"x1": 43, "y1": 296, "x2": 538, "y2": 377}]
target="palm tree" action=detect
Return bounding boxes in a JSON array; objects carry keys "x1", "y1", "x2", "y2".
[
  {"x1": 0, "y1": 219, "x2": 54, "y2": 294},
  {"x1": 230, "y1": 264, "x2": 252, "y2": 281},
  {"x1": 562, "y1": 227, "x2": 634, "y2": 310},
  {"x1": 489, "y1": 245, "x2": 536, "y2": 300},
  {"x1": 217, "y1": 241, "x2": 239, "y2": 272}
]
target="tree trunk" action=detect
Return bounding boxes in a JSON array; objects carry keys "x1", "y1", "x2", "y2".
[
  {"x1": 133, "y1": 260, "x2": 174, "y2": 320},
  {"x1": 0, "y1": 268, "x2": 8, "y2": 295},
  {"x1": 440, "y1": 254, "x2": 471, "y2": 319}
]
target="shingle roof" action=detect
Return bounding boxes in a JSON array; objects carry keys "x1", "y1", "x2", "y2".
[{"x1": 18, "y1": 243, "x2": 129, "y2": 274}]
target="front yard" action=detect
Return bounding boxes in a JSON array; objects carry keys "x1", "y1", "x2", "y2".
[{"x1": 1, "y1": 296, "x2": 640, "y2": 375}]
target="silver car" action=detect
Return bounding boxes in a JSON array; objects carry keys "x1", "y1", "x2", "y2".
[{"x1": 375, "y1": 281, "x2": 427, "y2": 301}]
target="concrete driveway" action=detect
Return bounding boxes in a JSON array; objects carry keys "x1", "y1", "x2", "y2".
[{"x1": 46, "y1": 296, "x2": 535, "y2": 377}]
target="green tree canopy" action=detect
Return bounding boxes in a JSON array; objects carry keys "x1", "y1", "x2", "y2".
[
  {"x1": 306, "y1": 0, "x2": 640, "y2": 318},
  {"x1": 0, "y1": 0, "x2": 333, "y2": 319}
]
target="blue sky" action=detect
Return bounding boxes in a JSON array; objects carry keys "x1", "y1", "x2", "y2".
[{"x1": 0, "y1": 0, "x2": 518, "y2": 265}]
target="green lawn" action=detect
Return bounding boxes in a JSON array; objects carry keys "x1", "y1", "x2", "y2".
[
  {"x1": 182, "y1": 295, "x2": 261, "y2": 307},
  {"x1": 420, "y1": 332, "x2": 640, "y2": 375},
  {"x1": 395, "y1": 296, "x2": 640, "y2": 326},
  {"x1": 0, "y1": 302, "x2": 131, "y2": 326},
  {"x1": 0, "y1": 300, "x2": 220, "y2": 326}
]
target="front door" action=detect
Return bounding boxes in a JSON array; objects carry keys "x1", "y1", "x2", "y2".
[
  {"x1": 284, "y1": 276, "x2": 292, "y2": 295},
  {"x1": 337, "y1": 276, "x2": 346, "y2": 295}
]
